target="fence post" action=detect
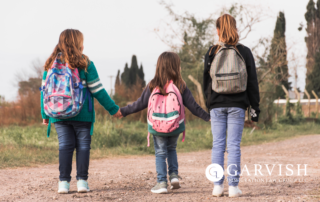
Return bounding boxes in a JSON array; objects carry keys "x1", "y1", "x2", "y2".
[
  {"x1": 304, "y1": 89, "x2": 311, "y2": 117},
  {"x1": 281, "y1": 85, "x2": 289, "y2": 115},
  {"x1": 312, "y1": 90, "x2": 319, "y2": 118},
  {"x1": 293, "y1": 88, "x2": 300, "y2": 102},
  {"x1": 293, "y1": 88, "x2": 300, "y2": 116}
]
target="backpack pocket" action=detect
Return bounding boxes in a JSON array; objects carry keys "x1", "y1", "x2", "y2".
[
  {"x1": 215, "y1": 72, "x2": 240, "y2": 79},
  {"x1": 47, "y1": 95, "x2": 73, "y2": 113},
  {"x1": 213, "y1": 72, "x2": 242, "y2": 94}
]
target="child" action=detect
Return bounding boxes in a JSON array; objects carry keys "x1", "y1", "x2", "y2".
[
  {"x1": 40, "y1": 29, "x2": 121, "y2": 194},
  {"x1": 117, "y1": 52, "x2": 210, "y2": 194},
  {"x1": 203, "y1": 14, "x2": 260, "y2": 197}
]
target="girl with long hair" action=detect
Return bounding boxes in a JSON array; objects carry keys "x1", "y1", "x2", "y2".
[
  {"x1": 203, "y1": 14, "x2": 260, "y2": 197},
  {"x1": 117, "y1": 52, "x2": 210, "y2": 194},
  {"x1": 41, "y1": 29, "x2": 121, "y2": 194}
]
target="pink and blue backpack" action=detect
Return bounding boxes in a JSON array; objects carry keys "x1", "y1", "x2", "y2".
[
  {"x1": 40, "y1": 53, "x2": 91, "y2": 119},
  {"x1": 147, "y1": 81, "x2": 186, "y2": 146}
]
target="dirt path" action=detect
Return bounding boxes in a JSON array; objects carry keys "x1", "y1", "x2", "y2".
[{"x1": 1, "y1": 135, "x2": 320, "y2": 202}]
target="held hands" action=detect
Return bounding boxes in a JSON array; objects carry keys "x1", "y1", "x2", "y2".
[{"x1": 113, "y1": 109, "x2": 123, "y2": 119}]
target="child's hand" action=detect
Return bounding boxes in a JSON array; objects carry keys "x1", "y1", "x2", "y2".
[
  {"x1": 43, "y1": 119, "x2": 49, "y2": 125},
  {"x1": 113, "y1": 109, "x2": 123, "y2": 119}
]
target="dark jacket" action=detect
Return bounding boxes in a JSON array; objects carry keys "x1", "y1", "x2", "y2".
[
  {"x1": 203, "y1": 44, "x2": 260, "y2": 121},
  {"x1": 120, "y1": 85, "x2": 210, "y2": 121}
]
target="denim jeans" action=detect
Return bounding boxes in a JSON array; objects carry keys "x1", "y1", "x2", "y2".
[
  {"x1": 210, "y1": 107, "x2": 245, "y2": 186},
  {"x1": 54, "y1": 121, "x2": 92, "y2": 182},
  {"x1": 153, "y1": 134, "x2": 180, "y2": 182}
]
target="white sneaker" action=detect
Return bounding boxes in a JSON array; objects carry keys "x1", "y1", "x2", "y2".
[
  {"x1": 77, "y1": 179, "x2": 90, "y2": 193},
  {"x1": 212, "y1": 184, "x2": 224, "y2": 197},
  {"x1": 229, "y1": 186, "x2": 242, "y2": 197},
  {"x1": 169, "y1": 173, "x2": 181, "y2": 190},
  {"x1": 58, "y1": 181, "x2": 70, "y2": 194}
]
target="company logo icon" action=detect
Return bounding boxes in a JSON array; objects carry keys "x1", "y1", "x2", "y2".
[{"x1": 206, "y1": 164, "x2": 224, "y2": 182}]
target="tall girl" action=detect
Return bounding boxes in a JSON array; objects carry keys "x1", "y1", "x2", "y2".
[
  {"x1": 118, "y1": 52, "x2": 210, "y2": 194},
  {"x1": 41, "y1": 29, "x2": 121, "y2": 194},
  {"x1": 203, "y1": 14, "x2": 260, "y2": 197}
]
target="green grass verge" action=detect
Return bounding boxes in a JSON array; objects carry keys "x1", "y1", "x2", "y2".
[{"x1": 0, "y1": 120, "x2": 319, "y2": 169}]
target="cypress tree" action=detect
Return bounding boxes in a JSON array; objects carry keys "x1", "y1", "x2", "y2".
[
  {"x1": 304, "y1": 0, "x2": 320, "y2": 89},
  {"x1": 115, "y1": 70, "x2": 121, "y2": 94},
  {"x1": 306, "y1": 50, "x2": 320, "y2": 97},
  {"x1": 138, "y1": 64, "x2": 146, "y2": 87},
  {"x1": 129, "y1": 55, "x2": 139, "y2": 85},
  {"x1": 121, "y1": 63, "x2": 130, "y2": 86},
  {"x1": 119, "y1": 56, "x2": 146, "y2": 87},
  {"x1": 115, "y1": 69, "x2": 121, "y2": 85},
  {"x1": 305, "y1": 0, "x2": 316, "y2": 22},
  {"x1": 268, "y1": 11, "x2": 291, "y2": 98}
]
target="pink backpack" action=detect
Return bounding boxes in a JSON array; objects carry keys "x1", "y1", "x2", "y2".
[{"x1": 147, "y1": 80, "x2": 186, "y2": 146}]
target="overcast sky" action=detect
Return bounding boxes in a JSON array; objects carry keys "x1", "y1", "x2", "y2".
[{"x1": 0, "y1": 0, "x2": 308, "y2": 100}]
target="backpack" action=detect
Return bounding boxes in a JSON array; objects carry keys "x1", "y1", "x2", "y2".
[
  {"x1": 210, "y1": 42, "x2": 247, "y2": 94},
  {"x1": 147, "y1": 81, "x2": 185, "y2": 147},
  {"x1": 40, "y1": 53, "x2": 91, "y2": 119}
]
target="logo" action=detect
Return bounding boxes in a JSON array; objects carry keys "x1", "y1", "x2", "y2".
[{"x1": 205, "y1": 164, "x2": 224, "y2": 182}]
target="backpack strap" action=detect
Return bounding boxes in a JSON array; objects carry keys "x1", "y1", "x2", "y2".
[
  {"x1": 47, "y1": 119, "x2": 51, "y2": 138},
  {"x1": 182, "y1": 130, "x2": 185, "y2": 142},
  {"x1": 147, "y1": 132, "x2": 150, "y2": 147}
]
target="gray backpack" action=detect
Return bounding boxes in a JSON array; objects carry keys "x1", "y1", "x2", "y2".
[{"x1": 210, "y1": 42, "x2": 247, "y2": 94}]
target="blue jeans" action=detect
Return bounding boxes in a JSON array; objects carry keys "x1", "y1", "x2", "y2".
[
  {"x1": 153, "y1": 135, "x2": 180, "y2": 182},
  {"x1": 54, "y1": 121, "x2": 92, "y2": 182},
  {"x1": 210, "y1": 107, "x2": 245, "y2": 186}
]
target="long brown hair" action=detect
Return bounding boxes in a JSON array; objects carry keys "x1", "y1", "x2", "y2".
[
  {"x1": 44, "y1": 29, "x2": 89, "y2": 71},
  {"x1": 149, "y1": 52, "x2": 186, "y2": 95},
  {"x1": 213, "y1": 14, "x2": 239, "y2": 54}
]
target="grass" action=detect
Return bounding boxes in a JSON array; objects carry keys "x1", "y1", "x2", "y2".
[{"x1": 1, "y1": 119, "x2": 320, "y2": 169}]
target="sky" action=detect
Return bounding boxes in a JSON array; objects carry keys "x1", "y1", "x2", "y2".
[{"x1": 0, "y1": 0, "x2": 309, "y2": 100}]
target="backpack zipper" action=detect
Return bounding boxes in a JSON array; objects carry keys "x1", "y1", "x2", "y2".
[{"x1": 215, "y1": 72, "x2": 239, "y2": 77}]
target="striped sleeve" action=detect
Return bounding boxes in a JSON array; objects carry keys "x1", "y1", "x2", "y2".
[
  {"x1": 86, "y1": 61, "x2": 119, "y2": 115},
  {"x1": 87, "y1": 78, "x2": 104, "y2": 94}
]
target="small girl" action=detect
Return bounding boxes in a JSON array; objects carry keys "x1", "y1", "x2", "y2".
[
  {"x1": 118, "y1": 52, "x2": 210, "y2": 194},
  {"x1": 41, "y1": 29, "x2": 121, "y2": 194}
]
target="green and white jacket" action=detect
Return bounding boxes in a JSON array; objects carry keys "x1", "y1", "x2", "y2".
[{"x1": 40, "y1": 61, "x2": 119, "y2": 136}]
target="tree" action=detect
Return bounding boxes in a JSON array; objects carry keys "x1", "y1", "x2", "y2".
[
  {"x1": 120, "y1": 55, "x2": 146, "y2": 87},
  {"x1": 268, "y1": 12, "x2": 291, "y2": 99},
  {"x1": 304, "y1": 0, "x2": 320, "y2": 89},
  {"x1": 121, "y1": 63, "x2": 130, "y2": 86},
  {"x1": 18, "y1": 78, "x2": 42, "y2": 95},
  {"x1": 138, "y1": 64, "x2": 146, "y2": 87},
  {"x1": 305, "y1": 50, "x2": 320, "y2": 96},
  {"x1": 129, "y1": 55, "x2": 140, "y2": 85},
  {"x1": 115, "y1": 69, "x2": 121, "y2": 94}
]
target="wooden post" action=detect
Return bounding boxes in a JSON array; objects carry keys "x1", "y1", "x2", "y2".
[
  {"x1": 188, "y1": 75, "x2": 206, "y2": 111},
  {"x1": 282, "y1": 85, "x2": 289, "y2": 101},
  {"x1": 282, "y1": 85, "x2": 289, "y2": 115},
  {"x1": 293, "y1": 88, "x2": 300, "y2": 115},
  {"x1": 312, "y1": 90, "x2": 319, "y2": 118},
  {"x1": 293, "y1": 88, "x2": 300, "y2": 102},
  {"x1": 304, "y1": 89, "x2": 311, "y2": 117},
  {"x1": 276, "y1": 97, "x2": 280, "y2": 120}
]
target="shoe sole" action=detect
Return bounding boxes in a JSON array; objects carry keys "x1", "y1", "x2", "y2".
[
  {"x1": 229, "y1": 194, "x2": 241, "y2": 197},
  {"x1": 58, "y1": 188, "x2": 69, "y2": 194},
  {"x1": 78, "y1": 187, "x2": 90, "y2": 193},
  {"x1": 170, "y1": 179, "x2": 181, "y2": 190},
  {"x1": 151, "y1": 188, "x2": 168, "y2": 194}
]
